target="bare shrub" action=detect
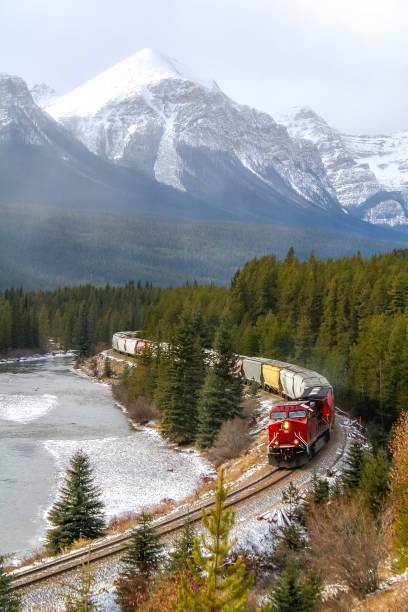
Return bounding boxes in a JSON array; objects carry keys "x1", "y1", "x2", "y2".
[
  {"x1": 208, "y1": 417, "x2": 251, "y2": 467},
  {"x1": 126, "y1": 398, "x2": 160, "y2": 424},
  {"x1": 94, "y1": 342, "x2": 109, "y2": 355},
  {"x1": 306, "y1": 497, "x2": 385, "y2": 597},
  {"x1": 112, "y1": 382, "x2": 127, "y2": 405}
]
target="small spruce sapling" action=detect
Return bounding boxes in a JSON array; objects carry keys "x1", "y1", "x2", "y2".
[
  {"x1": 47, "y1": 450, "x2": 105, "y2": 553},
  {"x1": 172, "y1": 469, "x2": 255, "y2": 612}
]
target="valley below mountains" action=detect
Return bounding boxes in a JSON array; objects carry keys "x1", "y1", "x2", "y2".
[{"x1": 1, "y1": 48, "x2": 408, "y2": 289}]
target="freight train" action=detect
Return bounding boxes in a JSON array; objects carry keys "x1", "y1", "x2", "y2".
[{"x1": 112, "y1": 332, "x2": 334, "y2": 467}]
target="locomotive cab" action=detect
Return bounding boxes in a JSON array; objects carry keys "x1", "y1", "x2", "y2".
[
  {"x1": 268, "y1": 397, "x2": 331, "y2": 467},
  {"x1": 268, "y1": 402, "x2": 310, "y2": 466}
]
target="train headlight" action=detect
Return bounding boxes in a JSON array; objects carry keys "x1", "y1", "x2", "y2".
[
  {"x1": 294, "y1": 438, "x2": 299, "y2": 445},
  {"x1": 283, "y1": 420, "x2": 290, "y2": 432},
  {"x1": 274, "y1": 440, "x2": 279, "y2": 446}
]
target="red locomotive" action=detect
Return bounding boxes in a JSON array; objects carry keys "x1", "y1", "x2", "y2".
[{"x1": 268, "y1": 390, "x2": 334, "y2": 466}]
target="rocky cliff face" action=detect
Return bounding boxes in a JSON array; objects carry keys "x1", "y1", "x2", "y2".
[{"x1": 278, "y1": 106, "x2": 408, "y2": 227}]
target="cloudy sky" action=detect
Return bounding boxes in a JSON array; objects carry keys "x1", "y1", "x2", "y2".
[{"x1": 1, "y1": 0, "x2": 407, "y2": 134}]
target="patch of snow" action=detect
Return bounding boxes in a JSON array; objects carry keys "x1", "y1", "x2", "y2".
[
  {"x1": 0, "y1": 393, "x2": 58, "y2": 423},
  {"x1": 43, "y1": 434, "x2": 211, "y2": 522}
]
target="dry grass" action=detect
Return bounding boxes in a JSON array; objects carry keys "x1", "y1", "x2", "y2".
[
  {"x1": 60, "y1": 536, "x2": 93, "y2": 554},
  {"x1": 354, "y1": 576, "x2": 408, "y2": 611}
]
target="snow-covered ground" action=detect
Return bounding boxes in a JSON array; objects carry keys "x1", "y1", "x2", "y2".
[{"x1": 43, "y1": 432, "x2": 211, "y2": 523}]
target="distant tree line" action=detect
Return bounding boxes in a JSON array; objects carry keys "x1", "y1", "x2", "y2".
[{"x1": 0, "y1": 282, "x2": 161, "y2": 357}]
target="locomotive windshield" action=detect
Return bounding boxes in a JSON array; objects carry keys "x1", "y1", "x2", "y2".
[
  {"x1": 270, "y1": 411, "x2": 287, "y2": 419},
  {"x1": 288, "y1": 410, "x2": 307, "y2": 418}
]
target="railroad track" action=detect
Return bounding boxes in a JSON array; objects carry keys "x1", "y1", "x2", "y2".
[{"x1": 10, "y1": 467, "x2": 293, "y2": 590}]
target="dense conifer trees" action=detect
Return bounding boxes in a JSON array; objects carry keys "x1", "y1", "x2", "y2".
[
  {"x1": 4, "y1": 249, "x2": 408, "y2": 438},
  {"x1": 47, "y1": 450, "x2": 105, "y2": 553},
  {"x1": 197, "y1": 319, "x2": 243, "y2": 448},
  {"x1": 157, "y1": 311, "x2": 205, "y2": 443},
  {"x1": 267, "y1": 558, "x2": 321, "y2": 612}
]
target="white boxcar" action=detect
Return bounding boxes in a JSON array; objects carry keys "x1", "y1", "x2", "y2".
[
  {"x1": 124, "y1": 337, "x2": 138, "y2": 356},
  {"x1": 242, "y1": 357, "x2": 264, "y2": 385}
]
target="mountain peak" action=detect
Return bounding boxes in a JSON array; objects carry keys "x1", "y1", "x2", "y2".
[
  {"x1": 0, "y1": 73, "x2": 33, "y2": 107},
  {"x1": 47, "y1": 48, "x2": 219, "y2": 119}
]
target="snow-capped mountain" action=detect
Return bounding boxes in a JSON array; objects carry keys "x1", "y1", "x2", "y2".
[
  {"x1": 46, "y1": 48, "x2": 339, "y2": 216},
  {"x1": 279, "y1": 107, "x2": 408, "y2": 227},
  {"x1": 0, "y1": 72, "x2": 190, "y2": 214}
]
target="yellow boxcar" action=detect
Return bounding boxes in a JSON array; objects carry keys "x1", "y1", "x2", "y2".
[{"x1": 262, "y1": 363, "x2": 282, "y2": 394}]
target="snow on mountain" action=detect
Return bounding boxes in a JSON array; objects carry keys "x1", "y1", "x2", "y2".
[
  {"x1": 44, "y1": 49, "x2": 408, "y2": 228},
  {"x1": 30, "y1": 83, "x2": 57, "y2": 108},
  {"x1": 278, "y1": 106, "x2": 408, "y2": 226},
  {"x1": 0, "y1": 73, "x2": 54, "y2": 146},
  {"x1": 46, "y1": 49, "x2": 338, "y2": 212},
  {"x1": 277, "y1": 106, "x2": 380, "y2": 207},
  {"x1": 48, "y1": 48, "x2": 219, "y2": 118},
  {"x1": 344, "y1": 132, "x2": 408, "y2": 197}
]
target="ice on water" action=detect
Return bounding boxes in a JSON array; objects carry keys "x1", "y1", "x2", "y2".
[{"x1": 0, "y1": 393, "x2": 57, "y2": 423}]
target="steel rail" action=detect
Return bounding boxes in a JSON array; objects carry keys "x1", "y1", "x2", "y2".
[{"x1": 10, "y1": 467, "x2": 293, "y2": 590}]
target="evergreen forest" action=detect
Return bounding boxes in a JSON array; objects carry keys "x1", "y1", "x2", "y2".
[{"x1": 3, "y1": 248, "x2": 408, "y2": 440}]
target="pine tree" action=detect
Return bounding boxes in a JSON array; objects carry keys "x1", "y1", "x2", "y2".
[
  {"x1": 197, "y1": 319, "x2": 244, "y2": 449},
  {"x1": 166, "y1": 520, "x2": 196, "y2": 572},
  {"x1": 75, "y1": 301, "x2": 92, "y2": 361},
  {"x1": 282, "y1": 482, "x2": 302, "y2": 522},
  {"x1": 121, "y1": 512, "x2": 162, "y2": 576},
  {"x1": 0, "y1": 556, "x2": 20, "y2": 612},
  {"x1": 342, "y1": 439, "x2": 365, "y2": 494},
  {"x1": 115, "y1": 512, "x2": 162, "y2": 610},
  {"x1": 159, "y1": 312, "x2": 205, "y2": 443},
  {"x1": 310, "y1": 473, "x2": 330, "y2": 505},
  {"x1": 268, "y1": 557, "x2": 321, "y2": 612},
  {"x1": 171, "y1": 469, "x2": 254, "y2": 612},
  {"x1": 47, "y1": 450, "x2": 105, "y2": 553}
]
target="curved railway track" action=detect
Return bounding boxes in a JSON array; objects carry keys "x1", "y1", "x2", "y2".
[{"x1": 10, "y1": 466, "x2": 293, "y2": 590}]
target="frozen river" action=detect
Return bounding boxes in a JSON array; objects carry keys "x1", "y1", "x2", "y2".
[{"x1": 0, "y1": 355, "x2": 209, "y2": 559}]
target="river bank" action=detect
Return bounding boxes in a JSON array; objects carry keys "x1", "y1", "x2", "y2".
[{"x1": 0, "y1": 354, "x2": 211, "y2": 560}]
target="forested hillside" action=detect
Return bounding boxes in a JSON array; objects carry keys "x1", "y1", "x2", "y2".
[
  {"x1": 2, "y1": 202, "x2": 408, "y2": 291},
  {"x1": 144, "y1": 248, "x2": 408, "y2": 441},
  {"x1": 2, "y1": 249, "x2": 408, "y2": 439}
]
